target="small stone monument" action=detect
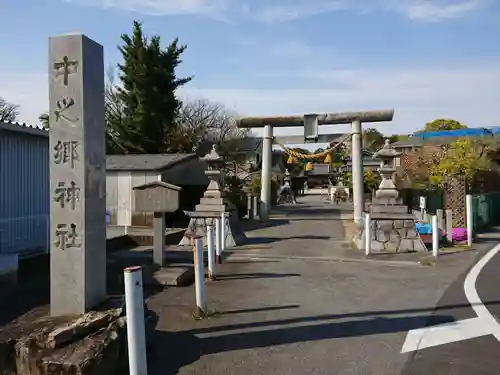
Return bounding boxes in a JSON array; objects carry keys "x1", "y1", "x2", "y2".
[
  {"x1": 49, "y1": 34, "x2": 107, "y2": 316},
  {"x1": 242, "y1": 185, "x2": 254, "y2": 219},
  {"x1": 354, "y1": 140, "x2": 426, "y2": 252},
  {"x1": 330, "y1": 170, "x2": 350, "y2": 203},
  {"x1": 133, "y1": 181, "x2": 182, "y2": 266},
  {"x1": 277, "y1": 169, "x2": 297, "y2": 204},
  {"x1": 179, "y1": 145, "x2": 247, "y2": 247}
]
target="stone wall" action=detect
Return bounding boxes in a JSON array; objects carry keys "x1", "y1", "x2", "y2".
[{"x1": 357, "y1": 218, "x2": 424, "y2": 252}]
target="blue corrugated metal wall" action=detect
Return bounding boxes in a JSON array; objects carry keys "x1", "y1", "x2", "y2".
[{"x1": 0, "y1": 129, "x2": 49, "y2": 256}]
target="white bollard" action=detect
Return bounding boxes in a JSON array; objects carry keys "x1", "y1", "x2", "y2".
[
  {"x1": 466, "y1": 194, "x2": 473, "y2": 246},
  {"x1": 432, "y1": 215, "x2": 439, "y2": 257},
  {"x1": 365, "y1": 213, "x2": 371, "y2": 256},
  {"x1": 206, "y1": 224, "x2": 216, "y2": 280},
  {"x1": 215, "y1": 217, "x2": 222, "y2": 264},
  {"x1": 124, "y1": 266, "x2": 148, "y2": 375},
  {"x1": 193, "y1": 237, "x2": 207, "y2": 313},
  {"x1": 220, "y1": 212, "x2": 226, "y2": 253}
]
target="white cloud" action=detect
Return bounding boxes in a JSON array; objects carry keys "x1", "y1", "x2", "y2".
[
  {"x1": 0, "y1": 62, "x2": 500, "y2": 133},
  {"x1": 64, "y1": 0, "x2": 232, "y2": 16},
  {"x1": 251, "y1": 1, "x2": 349, "y2": 23},
  {"x1": 180, "y1": 63, "x2": 500, "y2": 135},
  {"x1": 63, "y1": 0, "x2": 488, "y2": 22},
  {"x1": 2, "y1": 61, "x2": 499, "y2": 135},
  {"x1": 393, "y1": 0, "x2": 487, "y2": 22}
]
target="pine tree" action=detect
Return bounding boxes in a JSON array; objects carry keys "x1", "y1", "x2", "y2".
[{"x1": 116, "y1": 21, "x2": 192, "y2": 153}]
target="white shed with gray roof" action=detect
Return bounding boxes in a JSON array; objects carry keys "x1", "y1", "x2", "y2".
[{"x1": 106, "y1": 153, "x2": 209, "y2": 227}]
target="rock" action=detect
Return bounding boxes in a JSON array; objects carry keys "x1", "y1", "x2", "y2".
[
  {"x1": 47, "y1": 308, "x2": 122, "y2": 349},
  {"x1": 0, "y1": 296, "x2": 151, "y2": 375},
  {"x1": 150, "y1": 266, "x2": 194, "y2": 287}
]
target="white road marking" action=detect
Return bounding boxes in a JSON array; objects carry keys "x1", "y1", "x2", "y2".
[{"x1": 401, "y1": 243, "x2": 500, "y2": 353}]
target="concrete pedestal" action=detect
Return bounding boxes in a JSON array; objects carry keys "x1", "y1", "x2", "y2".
[
  {"x1": 354, "y1": 197, "x2": 426, "y2": 252},
  {"x1": 179, "y1": 211, "x2": 246, "y2": 248}
]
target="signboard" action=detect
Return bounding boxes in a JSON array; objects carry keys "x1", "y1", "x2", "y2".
[{"x1": 419, "y1": 196, "x2": 426, "y2": 210}]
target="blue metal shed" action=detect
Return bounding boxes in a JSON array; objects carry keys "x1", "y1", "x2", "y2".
[{"x1": 0, "y1": 122, "x2": 49, "y2": 256}]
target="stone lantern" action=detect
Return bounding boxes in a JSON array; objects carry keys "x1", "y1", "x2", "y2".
[
  {"x1": 179, "y1": 145, "x2": 247, "y2": 247},
  {"x1": 373, "y1": 139, "x2": 402, "y2": 199},
  {"x1": 277, "y1": 169, "x2": 297, "y2": 204},
  {"x1": 203, "y1": 145, "x2": 225, "y2": 200},
  {"x1": 354, "y1": 139, "x2": 426, "y2": 253}
]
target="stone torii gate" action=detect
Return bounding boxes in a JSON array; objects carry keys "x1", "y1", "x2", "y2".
[{"x1": 236, "y1": 110, "x2": 395, "y2": 224}]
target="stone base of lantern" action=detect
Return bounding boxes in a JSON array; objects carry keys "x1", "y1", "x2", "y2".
[
  {"x1": 178, "y1": 211, "x2": 247, "y2": 248},
  {"x1": 354, "y1": 198, "x2": 427, "y2": 253},
  {"x1": 277, "y1": 186, "x2": 297, "y2": 204}
]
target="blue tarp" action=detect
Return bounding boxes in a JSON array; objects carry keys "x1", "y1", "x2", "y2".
[
  {"x1": 416, "y1": 223, "x2": 433, "y2": 234},
  {"x1": 413, "y1": 127, "x2": 500, "y2": 140}
]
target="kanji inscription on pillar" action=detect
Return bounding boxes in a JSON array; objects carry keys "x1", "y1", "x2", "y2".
[{"x1": 49, "y1": 33, "x2": 106, "y2": 316}]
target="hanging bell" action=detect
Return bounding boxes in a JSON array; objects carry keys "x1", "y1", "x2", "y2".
[
  {"x1": 305, "y1": 161, "x2": 313, "y2": 171},
  {"x1": 324, "y1": 152, "x2": 333, "y2": 163}
]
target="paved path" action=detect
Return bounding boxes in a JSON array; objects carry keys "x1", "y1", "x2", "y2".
[{"x1": 146, "y1": 196, "x2": 495, "y2": 375}]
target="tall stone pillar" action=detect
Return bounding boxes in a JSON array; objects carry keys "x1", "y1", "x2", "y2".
[
  {"x1": 260, "y1": 125, "x2": 273, "y2": 220},
  {"x1": 351, "y1": 120, "x2": 364, "y2": 226},
  {"x1": 49, "y1": 34, "x2": 107, "y2": 316}
]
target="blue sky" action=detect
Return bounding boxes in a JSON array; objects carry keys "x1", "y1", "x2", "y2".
[{"x1": 1, "y1": 0, "x2": 499, "y2": 140}]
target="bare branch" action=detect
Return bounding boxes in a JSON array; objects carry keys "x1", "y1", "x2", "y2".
[
  {"x1": 0, "y1": 97, "x2": 19, "y2": 122},
  {"x1": 175, "y1": 98, "x2": 249, "y2": 154}
]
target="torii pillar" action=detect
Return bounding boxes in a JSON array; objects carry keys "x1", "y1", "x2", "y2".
[{"x1": 237, "y1": 110, "x2": 395, "y2": 224}]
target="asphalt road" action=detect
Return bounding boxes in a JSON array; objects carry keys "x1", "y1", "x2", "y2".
[
  {"x1": 401, "y1": 242, "x2": 500, "y2": 375},
  {"x1": 146, "y1": 196, "x2": 494, "y2": 375}
]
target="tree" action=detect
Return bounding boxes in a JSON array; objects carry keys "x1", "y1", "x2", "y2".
[
  {"x1": 104, "y1": 66, "x2": 146, "y2": 154},
  {"x1": 172, "y1": 98, "x2": 249, "y2": 154},
  {"x1": 388, "y1": 134, "x2": 409, "y2": 143},
  {"x1": 420, "y1": 118, "x2": 467, "y2": 132},
  {"x1": 0, "y1": 97, "x2": 19, "y2": 122},
  {"x1": 364, "y1": 169, "x2": 381, "y2": 193},
  {"x1": 117, "y1": 21, "x2": 192, "y2": 153},
  {"x1": 363, "y1": 128, "x2": 385, "y2": 151},
  {"x1": 39, "y1": 113, "x2": 49, "y2": 129},
  {"x1": 36, "y1": 67, "x2": 140, "y2": 153},
  {"x1": 428, "y1": 138, "x2": 497, "y2": 187}
]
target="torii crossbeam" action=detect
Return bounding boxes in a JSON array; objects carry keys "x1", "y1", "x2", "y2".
[{"x1": 237, "y1": 109, "x2": 395, "y2": 224}]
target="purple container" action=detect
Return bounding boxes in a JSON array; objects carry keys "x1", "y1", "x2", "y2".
[{"x1": 452, "y1": 228, "x2": 468, "y2": 242}]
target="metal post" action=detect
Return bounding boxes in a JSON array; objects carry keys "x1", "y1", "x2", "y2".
[
  {"x1": 215, "y1": 217, "x2": 222, "y2": 264},
  {"x1": 466, "y1": 194, "x2": 473, "y2": 246},
  {"x1": 432, "y1": 215, "x2": 439, "y2": 257},
  {"x1": 124, "y1": 266, "x2": 148, "y2": 375},
  {"x1": 365, "y1": 213, "x2": 371, "y2": 256},
  {"x1": 436, "y1": 209, "x2": 444, "y2": 230},
  {"x1": 445, "y1": 209, "x2": 453, "y2": 243},
  {"x1": 260, "y1": 124, "x2": 273, "y2": 220},
  {"x1": 351, "y1": 120, "x2": 364, "y2": 225},
  {"x1": 220, "y1": 212, "x2": 226, "y2": 253},
  {"x1": 193, "y1": 237, "x2": 207, "y2": 313},
  {"x1": 206, "y1": 224, "x2": 216, "y2": 280},
  {"x1": 253, "y1": 196, "x2": 259, "y2": 219},
  {"x1": 152, "y1": 212, "x2": 165, "y2": 266},
  {"x1": 247, "y1": 195, "x2": 254, "y2": 220}
]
